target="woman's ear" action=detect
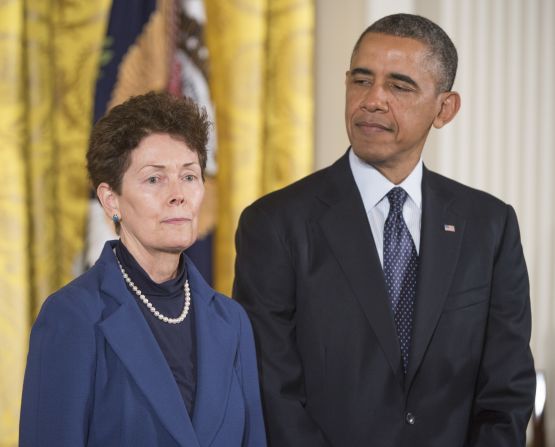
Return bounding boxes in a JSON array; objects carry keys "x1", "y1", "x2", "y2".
[
  {"x1": 96, "y1": 183, "x2": 120, "y2": 219},
  {"x1": 433, "y1": 91, "x2": 461, "y2": 129}
]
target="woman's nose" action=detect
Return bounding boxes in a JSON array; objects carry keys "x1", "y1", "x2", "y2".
[
  {"x1": 169, "y1": 195, "x2": 185, "y2": 205},
  {"x1": 168, "y1": 181, "x2": 186, "y2": 205}
]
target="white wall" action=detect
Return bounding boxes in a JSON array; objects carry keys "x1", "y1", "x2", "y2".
[
  {"x1": 315, "y1": 0, "x2": 555, "y2": 442},
  {"x1": 314, "y1": 1, "x2": 362, "y2": 168}
]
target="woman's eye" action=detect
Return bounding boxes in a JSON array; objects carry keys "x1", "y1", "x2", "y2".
[
  {"x1": 147, "y1": 176, "x2": 159, "y2": 184},
  {"x1": 184, "y1": 174, "x2": 196, "y2": 182}
]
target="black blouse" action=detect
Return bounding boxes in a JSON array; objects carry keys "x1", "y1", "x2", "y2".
[{"x1": 115, "y1": 240, "x2": 197, "y2": 416}]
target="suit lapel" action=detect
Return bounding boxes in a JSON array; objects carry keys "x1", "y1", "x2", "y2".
[
  {"x1": 405, "y1": 170, "x2": 465, "y2": 389},
  {"x1": 97, "y1": 244, "x2": 199, "y2": 447},
  {"x1": 318, "y1": 155, "x2": 404, "y2": 383},
  {"x1": 188, "y1": 259, "x2": 237, "y2": 447}
]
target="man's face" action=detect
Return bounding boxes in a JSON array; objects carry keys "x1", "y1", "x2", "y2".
[{"x1": 345, "y1": 33, "x2": 451, "y2": 182}]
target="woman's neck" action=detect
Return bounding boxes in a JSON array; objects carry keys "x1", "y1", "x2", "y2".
[{"x1": 119, "y1": 237, "x2": 181, "y2": 283}]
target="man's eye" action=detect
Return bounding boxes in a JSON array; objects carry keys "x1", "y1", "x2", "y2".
[
  {"x1": 354, "y1": 78, "x2": 370, "y2": 85},
  {"x1": 392, "y1": 84, "x2": 411, "y2": 92},
  {"x1": 147, "y1": 176, "x2": 159, "y2": 184},
  {"x1": 184, "y1": 175, "x2": 197, "y2": 182}
]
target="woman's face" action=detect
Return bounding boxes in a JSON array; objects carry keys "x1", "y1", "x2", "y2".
[{"x1": 114, "y1": 133, "x2": 205, "y2": 257}]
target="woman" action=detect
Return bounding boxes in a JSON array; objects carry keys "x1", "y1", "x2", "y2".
[{"x1": 20, "y1": 92, "x2": 266, "y2": 447}]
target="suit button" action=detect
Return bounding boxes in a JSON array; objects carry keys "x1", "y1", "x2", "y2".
[{"x1": 405, "y1": 412, "x2": 416, "y2": 425}]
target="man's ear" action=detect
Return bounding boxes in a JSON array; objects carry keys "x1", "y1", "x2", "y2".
[
  {"x1": 433, "y1": 91, "x2": 461, "y2": 129},
  {"x1": 96, "y1": 183, "x2": 120, "y2": 219}
]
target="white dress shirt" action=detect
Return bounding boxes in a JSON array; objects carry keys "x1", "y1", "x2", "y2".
[{"x1": 349, "y1": 149, "x2": 422, "y2": 267}]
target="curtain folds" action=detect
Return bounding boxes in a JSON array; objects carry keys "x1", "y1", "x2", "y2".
[
  {"x1": 0, "y1": 2, "x2": 28, "y2": 444},
  {"x1": 0, "y1": 0, "x2": 314, "y2": 442},
  {"x1": 206, "y1": 0, "x2": 314, "y2": 294},
  {"x1": 0, "y1": 1, "x2": 109, "y2": 444}
]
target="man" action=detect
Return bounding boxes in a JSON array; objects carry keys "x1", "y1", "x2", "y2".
[{"x1": 233, "y1": 13, "x2": 535, "y2": 447}]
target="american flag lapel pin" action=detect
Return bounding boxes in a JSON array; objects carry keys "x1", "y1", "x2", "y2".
[{"x1": 444, "y1": 224, "x2": 456, "y2": 232}]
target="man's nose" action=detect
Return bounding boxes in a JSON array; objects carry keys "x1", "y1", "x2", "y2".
[{"x1": 362, "y1": 84, "x2": 389, "y2": 112}]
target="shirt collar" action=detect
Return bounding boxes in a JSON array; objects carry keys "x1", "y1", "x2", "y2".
[{"x1": 349, "y1": 148, "x2": 423, "y2": 212}]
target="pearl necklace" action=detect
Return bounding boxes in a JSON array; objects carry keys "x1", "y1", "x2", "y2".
[{"x1": 116, "y1": 259, "x2": 191, "y2": 324}]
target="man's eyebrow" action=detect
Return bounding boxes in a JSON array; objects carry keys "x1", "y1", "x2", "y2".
[
  {"x1": 349, "y1": 67, "x2": 373, "y2": 76},
  {"x1": 349, "y1": 68, "x2": 419, "y2": 89},
  {"x1": 390, "y1": 72, "x2": 419, "y2": 89}
]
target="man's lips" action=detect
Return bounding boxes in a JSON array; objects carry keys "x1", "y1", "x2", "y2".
[{"x1": 355, "y1": 121, "x2": 393, "y2": 132}]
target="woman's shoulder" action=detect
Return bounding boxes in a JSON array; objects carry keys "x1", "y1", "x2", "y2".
[
  {"x1": 37, "y1": 262, "x2": 107, "y2": 326},
  {"x1": 184, "y1": 256, "x2": 248, "y2": 326},
  {"x1": 197, "y1": 289, "x2": 251, "y2": 336},
  {"x1": 210, "y1": 290, "x2": 248, "y2": 319}
]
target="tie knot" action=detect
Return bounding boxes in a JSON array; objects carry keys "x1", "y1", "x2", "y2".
[{"x1": 387, "y1": 187, "x2": 408, "y2": 214}]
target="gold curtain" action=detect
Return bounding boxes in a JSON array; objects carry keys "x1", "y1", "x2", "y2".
[
  {"x1": 205, "y1": 0, "x2": 314, "y2": 294},
  {"x1": 0, "y1": 1, "x2": 110, "y2": 444},
  {"x1": 0, "y1": 2, "x2": 28, "y2": 444}
]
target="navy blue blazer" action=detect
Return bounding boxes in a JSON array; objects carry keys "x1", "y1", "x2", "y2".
[{"x1": 20, "y1": 241, "x2": 266, "y2": 447}]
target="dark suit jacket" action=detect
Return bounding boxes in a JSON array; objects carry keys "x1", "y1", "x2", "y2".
[
  {"x1": 20, "y1": 241, "x2": 266, "y2": 447},
  {"x1": 233, "y1": 152, "x2": 535, "y2": 447}
]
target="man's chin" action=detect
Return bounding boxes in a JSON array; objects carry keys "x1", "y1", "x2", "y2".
[{"x1": 350, "y1": 146, "x2": 391, "y2": 166}]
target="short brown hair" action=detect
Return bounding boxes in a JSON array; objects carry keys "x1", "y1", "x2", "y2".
[{"x1": 87, "y1": 91, "x2": 210, "y2": 194}]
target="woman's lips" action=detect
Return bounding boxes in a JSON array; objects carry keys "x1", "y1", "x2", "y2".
[{"x1": 162, "y1": 217, "x2": 191, "y2": 224}]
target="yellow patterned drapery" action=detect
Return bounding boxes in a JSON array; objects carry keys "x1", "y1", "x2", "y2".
[
  {"x1": 205, "y1": 0, "x2": 314, "y2": 294},
  {"x1": 0, "y1": 1, "x2": 110, "y2": 445},
  {"x1": 0, "y1": 2, "x2": 28, "y2": 444},
  {"x1": 1, "y1": 0, "x2": 313, "y2": 441}
]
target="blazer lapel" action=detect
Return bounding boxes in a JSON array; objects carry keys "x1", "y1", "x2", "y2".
[
  {"x1": 405, "y1": 169, "x2": 465, "y2": 388},
  {"x1": 97, "y1": 245, "x2": 199, "y2": 447},
  {"x1": 188, "y1": 259, "x2": 238, "y2": 447},
  {"x1": 318, "y1": 155, "x2": 404, "y2": 383}
]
